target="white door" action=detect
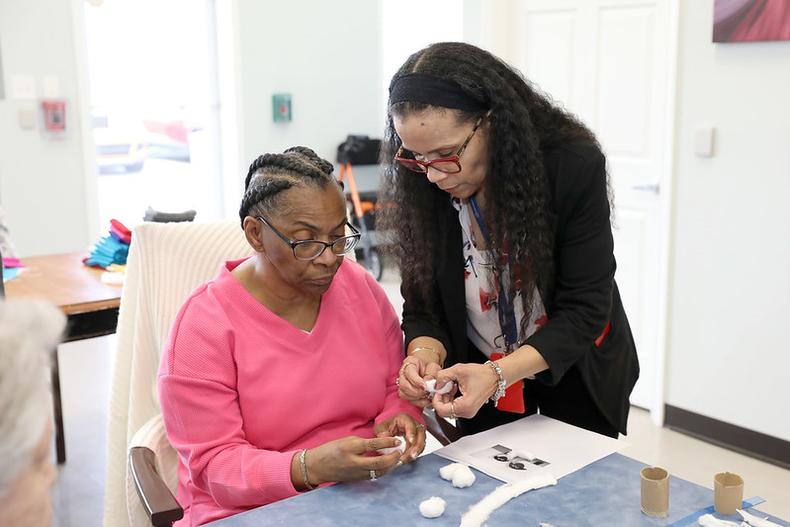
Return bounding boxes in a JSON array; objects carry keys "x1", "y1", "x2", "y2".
[{"x1": 514, "y1": 0, "x2": 674, "y2": 415}]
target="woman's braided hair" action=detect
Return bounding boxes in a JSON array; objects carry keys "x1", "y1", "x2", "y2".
[
  {"x1": 380, "y1": 42, "x2": 603, "y2": 338},
  {"x1": 239, "y1": 146, "x2": 338, "y2": 228}
]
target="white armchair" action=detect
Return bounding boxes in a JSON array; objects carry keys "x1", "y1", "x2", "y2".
[{"x1": 103, "y1": 220, "x2": 253, "y2": 527}]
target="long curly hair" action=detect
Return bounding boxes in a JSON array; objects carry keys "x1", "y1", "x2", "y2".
[{"x1": 379, "y1": 42, "x2": 601, "y2": 338}]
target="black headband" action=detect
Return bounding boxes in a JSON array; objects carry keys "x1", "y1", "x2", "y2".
[{"x1": 389, "y1": 73, "x2": 488, "y2": 112}]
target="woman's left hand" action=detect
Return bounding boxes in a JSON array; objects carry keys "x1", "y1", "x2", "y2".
[
  {"x1": 373, "y1": 413, "x2": 426, "y2": 464},
  {"x1": 431, "y1": 363, "x2": 498, "y2": 419}
]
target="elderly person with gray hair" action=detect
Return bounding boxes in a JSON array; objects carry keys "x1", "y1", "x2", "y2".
[{"x1": 0, "y1": 300, "x2": 65, "y2": 527}]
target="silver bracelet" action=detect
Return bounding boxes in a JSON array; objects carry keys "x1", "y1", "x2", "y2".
[
  {"x1": 484, "y1": 360, "x2": 507, "y2": 404},
  {"x1": 299, "y1": 449, "x2": 315, "y2": 490}
]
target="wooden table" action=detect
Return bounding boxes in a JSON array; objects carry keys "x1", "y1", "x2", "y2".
[{"x1": 4, "y1": 252, "x2": 122, "y2": 463}]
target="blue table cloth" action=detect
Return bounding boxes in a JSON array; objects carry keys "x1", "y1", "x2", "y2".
[{"x1": 206, "y1": 453, "x2": 788, "y2": 526}]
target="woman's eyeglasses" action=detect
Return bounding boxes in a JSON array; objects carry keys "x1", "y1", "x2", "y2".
[
  {"x1": 394, "y1": 114, "x2": 486, "y2": 174},
  {"x1": 258, "y1": 216, "x2": 361, "y2": 261}
]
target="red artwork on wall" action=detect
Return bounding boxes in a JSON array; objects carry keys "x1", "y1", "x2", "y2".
[{"x1": 713, "y1": 0, "x2": 790, "y2": 42}]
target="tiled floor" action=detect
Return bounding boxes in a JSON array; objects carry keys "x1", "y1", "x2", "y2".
[
  {"x1": 50, "y1": 267, "x2": 790, "y2": 525},
  {"x1": 51, "y1": 335, "x2": 113, "y2": 527}
]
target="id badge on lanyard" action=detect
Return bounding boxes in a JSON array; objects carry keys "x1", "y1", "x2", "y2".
[{"x1": 469, "y1": 197, "x2": 525, "y2": 414}]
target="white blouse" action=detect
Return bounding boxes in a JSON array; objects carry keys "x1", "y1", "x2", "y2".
[{"x1": 453, "y1": 198, "x2": 547, "y2": 358}]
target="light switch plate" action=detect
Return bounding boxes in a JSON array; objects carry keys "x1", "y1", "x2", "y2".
[
  {"x1": 18, "y1": 106, "x2": 36, "y2": 130},
  {"x1": 11, "y1": 74, "x2": 36, "y2": 100},
  {"x1": 695, "y1": 127, "x2": 715, "y2": 157}
]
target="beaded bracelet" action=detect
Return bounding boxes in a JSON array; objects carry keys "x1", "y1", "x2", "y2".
[
  {"x1": 484, "y1": 360, "x2": 507, "y2": 404},
  {"x1": 299, "y1": 449, "x2": 315, "y2": 490}
]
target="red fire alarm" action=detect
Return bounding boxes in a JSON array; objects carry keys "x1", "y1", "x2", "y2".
[{"x1": 42, "y1": 100, "x2": 66, "y2": 132}]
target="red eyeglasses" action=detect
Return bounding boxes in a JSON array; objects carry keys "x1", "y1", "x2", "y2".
[{"x1": 394, "y1": 114, "x2": 486, "y2": 174}]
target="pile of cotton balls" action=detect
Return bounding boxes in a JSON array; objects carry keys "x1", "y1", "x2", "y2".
[
  {"x1": 418, "y1": 463, "x2": 478, "y2": 519},
  {"x1": 439, "y1": 462, "x2": 477, "y2": 488}
]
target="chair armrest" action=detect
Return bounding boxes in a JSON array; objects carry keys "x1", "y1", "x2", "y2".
[
  {"x1": 129, "y1": 446, "x2": 183, "y2": 527},
  {"x1": 422, "y1": 407, "x2": 462, "y2": 446}
]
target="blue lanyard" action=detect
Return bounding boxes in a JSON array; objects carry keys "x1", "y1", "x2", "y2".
[{"x1": 468, "y1": 196, "x2": 519, "y2": 351}]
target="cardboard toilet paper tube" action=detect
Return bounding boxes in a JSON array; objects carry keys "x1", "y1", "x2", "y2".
[
  {"x1": 714, "y1": 472, "x2": 744, "y2": 515},
  {"x1": 641, "y1": 467, "x2": 669, "y2": 518}
]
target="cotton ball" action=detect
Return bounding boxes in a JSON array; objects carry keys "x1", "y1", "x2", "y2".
[
  {"x1": 451, "y1": 464, "x2": 476, "y2": 488},
  {"x1": 377, "y1": 436, "x2": 406, "y2": 455},
  {"x1": 419, "y1": 496, "x2": 446, "y2": 518},
  {"x1": 425, "y1": 379, "x2": 454, "y2": 395},
  {"x1": 511, "y1": 449, "x2": 536, "y2": 462},
  {"x1": 439, "y1": 462, "x2": 464, "y2": 481}
]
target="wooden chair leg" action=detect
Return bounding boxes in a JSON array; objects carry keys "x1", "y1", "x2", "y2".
[{"x1": 51, "y1": 347, "x2": 67, "y2": 464}]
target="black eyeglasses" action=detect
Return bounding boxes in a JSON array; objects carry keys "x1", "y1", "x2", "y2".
[
  {"x1": 394, "y1": 113, "x2": 487, "y2": 174},
  {"x1": 257, "y1": 216, "x2": 361, "y2": 261}
]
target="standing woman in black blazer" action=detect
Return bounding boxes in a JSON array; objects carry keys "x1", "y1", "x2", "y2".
[{"x1": 383, "y1": 42, "x2": 639, "y2": 439}]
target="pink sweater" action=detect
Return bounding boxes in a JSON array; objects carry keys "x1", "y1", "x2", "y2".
[{"x1": 158, "y1": 258, "x2": 421, "y2": 526}]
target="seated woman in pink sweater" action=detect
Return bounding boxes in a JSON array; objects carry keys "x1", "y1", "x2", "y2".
[{"x1": 158, "y1": 146, "x2": 426, "y2": 527}]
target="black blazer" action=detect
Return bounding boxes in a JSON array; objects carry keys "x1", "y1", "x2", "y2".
[{"x1": 401, "y1": 142, "x2": 639, "y2": 434}]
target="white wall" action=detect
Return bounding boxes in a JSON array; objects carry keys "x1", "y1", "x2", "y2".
[
  {"x1": 463, "y1": 0, "x2": 518, "y2": 64},
  {"x1": 234, "y1": 0, "x2": 383, "y2": 172},
  {"x1": 381, "y1": 0, "x2": 464, "y2": 111},
  {"x1": 1, "y1": 0, "x2": 385, "y2": 255},
  {"x1": 665, "y1": 2, "x2": 790, "y2": 440},
  {"x1": 0, "y1": 0, "x2": 94, "y2": 257}
]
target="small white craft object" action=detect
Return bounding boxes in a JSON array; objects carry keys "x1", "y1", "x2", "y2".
[
  {"x1": 419, "y1": 496, "x2": 446, "y2": 518},
  {"x1": 698, "y1": 513, "x2": 741, "y2": 527},
  {"x1": 439, "y1": 462, "x2": 464, "y2": 481},
  {"x1": 459, "y1": 472, "x2": 558, "y2": 527},
  {"x1": 738, "y1": 509, "x2": 783, "y2": 527},
  {"x1": 425, "y1": 378, "x2": 454, "y2": 395},
  {"x1": 439, "y1": 462, "x2": 476, "y2": 488},
  {"x1": 100, "y1": 271, "x2": 125, "y2": 286},
  {"x1": 377, "y1": 436, "x2": 406, "y2": 455},
  {"x1": 452, "y1": 465, "x2": 476, "y2": 488},
  {"x1": 510, "y1": 449, "x2": 536, "y2": 462}
]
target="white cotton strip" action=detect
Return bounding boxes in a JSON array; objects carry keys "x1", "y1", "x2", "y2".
[
  {"x1": 738, "y1": 509, "x2": 783, "y2": 527},
  {"x1": 419, "y1": 496, "x2": 446, "y2": 518},
  {"x1": 459, "y1": 472, "x2": 558, "y2": 527},
  {"x1": 425, "y1": 379, "x2": 454, "y2": 395},
  {"x1": 698, "y1": 513, "x2": 742, "y2": 527},
  {"x1": 377, "y1": 436, "x2": 406, "y2": 455}
]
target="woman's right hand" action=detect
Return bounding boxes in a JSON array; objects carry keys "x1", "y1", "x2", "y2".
[
  {"x1": 397, "y1": 355, "x2": 442, "y2": 408},
  {"x1": 305, "y1": 436, "x2": 402, "y2": 485}
]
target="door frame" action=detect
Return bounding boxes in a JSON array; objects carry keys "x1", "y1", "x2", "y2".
[{"x1": 652, "y1": 0, "x2": 680, "y2": 427}]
